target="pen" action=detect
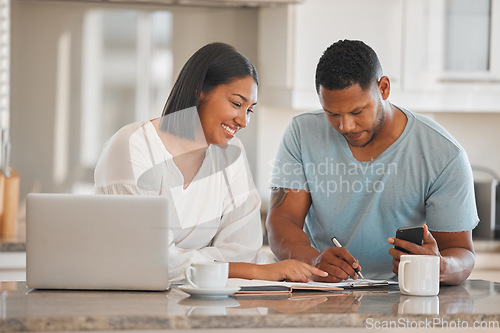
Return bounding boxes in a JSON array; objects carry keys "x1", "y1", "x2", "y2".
[{"x1": 331, "y1": 237, "x2": 364, "y2": 279}]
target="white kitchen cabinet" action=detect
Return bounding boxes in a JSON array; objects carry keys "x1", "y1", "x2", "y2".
[
  {"x1": 0, "y1": 252, "x2": 26, "y2": 281},
  {"x1": 395, "y1": 0, "x2": 500, "y2": 112}
]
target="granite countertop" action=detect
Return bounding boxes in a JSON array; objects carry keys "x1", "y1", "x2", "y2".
[
  {"x1": 0, "y1": 236, "x2": 25, "y2": 252},
  {"x1": 0, "y1": 280, "x2": 498, "y2": 331}
]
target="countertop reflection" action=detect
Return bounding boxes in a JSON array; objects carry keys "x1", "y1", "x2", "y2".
[{"x1": 0, "y1": 280, "x2": 498, "y2": 331}]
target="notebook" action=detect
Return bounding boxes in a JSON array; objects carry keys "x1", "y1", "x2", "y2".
[{"x1": 26, "y1": 193, "x2": 170, "y2": 291}]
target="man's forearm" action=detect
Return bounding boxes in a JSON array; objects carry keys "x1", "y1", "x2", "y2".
[
  {"x1": 439, "y1": 247, "x2": 475, "y2": 285},
  {"x1": 271, "y1": 239, "x2": 321, "y2": 265},
  {"x1": 266, "y1": 187, "x2": 317, "y2": 265},
  {"x1": 267, "y1": 218, "x2": 320, "y2": 265}
]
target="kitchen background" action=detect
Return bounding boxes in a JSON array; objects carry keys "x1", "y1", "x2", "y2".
[{"x1": 1, "y1": 0, "x2": 500, "y2": 279}]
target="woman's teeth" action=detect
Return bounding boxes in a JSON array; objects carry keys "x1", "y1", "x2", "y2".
[{"x1": 222, "y1": 124, "x2": 236, "y2": 136}]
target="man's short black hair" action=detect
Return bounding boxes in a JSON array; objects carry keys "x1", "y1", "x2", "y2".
[{"x1": 315, "y1": 39, "x2": 383, "y2": 92}]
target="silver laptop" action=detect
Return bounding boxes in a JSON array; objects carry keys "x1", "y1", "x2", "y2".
[{"x1": 26, "y1": 194, "x2": 170, "y2": 291}]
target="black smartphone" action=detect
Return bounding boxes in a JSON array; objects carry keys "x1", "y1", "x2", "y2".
[{"x1": 395, "y1": 226, "x2": 424, "y2": 254}]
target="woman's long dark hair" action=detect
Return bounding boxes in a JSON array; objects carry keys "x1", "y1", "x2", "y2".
[{"x1": 160, "y1": 43, "x2": 258, "y2": 140}]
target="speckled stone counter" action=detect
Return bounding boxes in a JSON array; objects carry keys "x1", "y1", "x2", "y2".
[
  {"x1": 0, "y1": 236, "x2": 25, "y2": 252},
  {"x1": 0, "y1": 280, "x2": 498, "y2": 331}
]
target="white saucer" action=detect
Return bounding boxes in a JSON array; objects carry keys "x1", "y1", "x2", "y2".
[{"x1": 178, "y1": 285, "x2": 240, "y2": 298}]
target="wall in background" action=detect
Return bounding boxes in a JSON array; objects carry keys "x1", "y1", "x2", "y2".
[
  {"x1": 10, "y1": 0, "x2": 259, "y2": 200},
  {"x1": 431, "y1": 112, "x2": 500, "y2": 180},
  {"x1": 9, "y1": 0, "x2": 500, "y2": 211}
]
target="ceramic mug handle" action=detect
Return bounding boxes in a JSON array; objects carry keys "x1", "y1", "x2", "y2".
[
  {"x1": 399, "y1": 260, "x2": 411, "y2": 294},
  {"x1": 185, "y1": 266, "x2": 198, "y2": 288}
]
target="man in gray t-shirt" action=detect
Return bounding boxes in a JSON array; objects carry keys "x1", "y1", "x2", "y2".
[{"x1": 266, "y1": 40, "x2": 477, "y2": 285}]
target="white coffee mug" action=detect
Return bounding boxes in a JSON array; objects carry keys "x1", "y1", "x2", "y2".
[
  {"x1": 399, "y1": 255, "x2": 440, "y2": 296},
  {"x1": 185, "y1": 262, "x2": 229, "y2": 289}
]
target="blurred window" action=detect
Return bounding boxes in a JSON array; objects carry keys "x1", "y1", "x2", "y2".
[
  {"x1": 444, "y1": 0, "x2": 491, "y2": 72},
  {"x1": 75, "y1": 9, "x2": 173, "y2": 193}
]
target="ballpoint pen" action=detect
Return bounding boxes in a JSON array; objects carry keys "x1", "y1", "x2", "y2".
[{"x1": 331, "y1": 237, "x2": 365, "y2": 279}]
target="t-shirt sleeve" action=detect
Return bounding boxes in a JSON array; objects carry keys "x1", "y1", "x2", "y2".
[
  {"x1": 269, "y1": 119, "x2": 309, "y2": 191},
  {"x1": 425, "y1": 149, "x2": 479, "y2": 232}
]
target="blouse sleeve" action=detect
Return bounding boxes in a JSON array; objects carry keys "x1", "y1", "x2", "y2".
[{"x1": 94, "y1": 121, "x2": 158, "y2": 193}]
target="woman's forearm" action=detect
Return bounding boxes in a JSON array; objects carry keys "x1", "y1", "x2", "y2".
[{"x1": 228, "y1": 262, "x2": 260, "y2": 280}]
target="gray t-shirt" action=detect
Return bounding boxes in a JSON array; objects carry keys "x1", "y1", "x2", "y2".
[{"x1": 270, "y1": 106, "x2": 478, "y2": 279}]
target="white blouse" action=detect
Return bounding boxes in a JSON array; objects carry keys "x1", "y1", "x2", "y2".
[{"x1": 94, "y1": 120, "x2": 262, "y2": 282}]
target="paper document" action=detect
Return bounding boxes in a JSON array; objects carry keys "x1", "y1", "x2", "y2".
[{"x1": 228, "y1": 278, "x2": 397, "y2": 295}]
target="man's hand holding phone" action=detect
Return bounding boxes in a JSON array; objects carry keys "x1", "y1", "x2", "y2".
[{"x1": 388, "y1": 224, "x2": 441, "y2": 275}]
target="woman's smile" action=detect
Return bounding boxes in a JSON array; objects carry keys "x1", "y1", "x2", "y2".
[{"x1": 222, "y1": 123, "x2": 238, "y2": 138}]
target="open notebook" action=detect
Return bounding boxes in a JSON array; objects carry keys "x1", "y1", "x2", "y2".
[{"x1": 228, "y1": 278, "x2": 398, "y2": 295}]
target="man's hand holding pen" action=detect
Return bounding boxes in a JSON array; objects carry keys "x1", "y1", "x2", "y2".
[
  {"x1": 310, "y1": 246, "x2": 363, "y2": 283},
  {"x1": 332, "y1": 237, "x2": 364, "y2": 279}
]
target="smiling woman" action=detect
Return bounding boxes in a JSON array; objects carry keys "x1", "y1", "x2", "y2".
[
  {"x1": 93, "y1": 42, "x2": 325, "y2": 283},
  {"x1": 198, "y1": 76, "x2": 257, "y2": 145}
]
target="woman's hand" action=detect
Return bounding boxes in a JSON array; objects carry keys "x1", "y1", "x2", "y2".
[{"x1": 255, "y1": 259, "x2": 328, "y2": 282}]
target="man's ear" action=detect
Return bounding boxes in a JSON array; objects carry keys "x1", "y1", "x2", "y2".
[{"x1": 378, "y1": 76, "x2": 391, "y2": 100}]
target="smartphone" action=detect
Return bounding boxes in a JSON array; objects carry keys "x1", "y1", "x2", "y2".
[{"x1": 395, "y1": 226, "x2": 424, "y2": 254}]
